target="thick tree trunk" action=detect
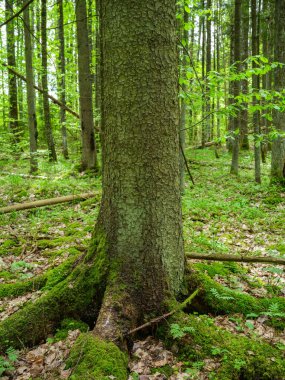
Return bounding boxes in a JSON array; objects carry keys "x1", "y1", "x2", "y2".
[
  {"x1": 271, "y1": 0, "x2": 285, "y2": 183},
  {"x1": 23, "y1": 1, "x2": 38, "y2": 173},
  {"x1": 75, "y1": 0, "x2": 98, "y2": 172},
  {"x1": 93, "y1": 0, "x2": 184, "y2": 341},
  {"x1": 41, "y1": 0, "x2": 57, "y2": 162}
]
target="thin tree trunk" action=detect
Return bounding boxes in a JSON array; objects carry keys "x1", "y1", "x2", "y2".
[
  {"x1": 205, "y1": 0, "x2": 212, "y2": 143},
  {"x1": 230, "y1": 0, "x2": 242, "y2": 175},
  {"x1": 23, "y1": 0, "x2": 38, "y2": 173},
  {"x1": 75, "y1": 0, "x2": 98, "y2": 172},
  {"x1": 240, "y1": 0, "x2": 250, "y2": 150},
  {"x1": 5, "y1": 0, "x2": 20, "y2": 145},
  {"x1": 58, "y1": 0, "x2": 69, "y2": 159},
  {"x1": 179, "y1": 5, "x2": 189, "y2": 193},
  {"x1": 252, "y1": 0, "x2": 261, "y2": 183},
  {"x1": 41, "y1": 0, "x2": 57, "y2": 162},
  {"x1": 271, "y1": 0, "x2": 285, "y2": 183}
]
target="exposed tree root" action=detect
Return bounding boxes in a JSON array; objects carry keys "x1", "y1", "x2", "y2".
[
  {"x1": 187, "y1": 266, "x2": 285, "y2": 316},
  {"x1": 0, "y1": 230, "x2": 108, "y2": 352},
  {"x1": 159, "y1": 311, "x2": 285, "y2": 380},
  {"x1": 1, "y1": 237, "x2": 284, "y2": 379}
]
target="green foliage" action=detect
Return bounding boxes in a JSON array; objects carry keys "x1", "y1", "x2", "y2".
[
  {"x1": 170, "y1": 323, "x2": 195, "y2": 339},
  {"x1": 0, "y1": 348, "x2": 18, "y2": 376},
  {"x1": 160, "y1": 312, "x2": 285, "y2": 380}
]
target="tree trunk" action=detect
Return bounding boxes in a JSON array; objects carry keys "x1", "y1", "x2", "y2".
[
  {"x1": 5, "y1": 0, "x2": 20, "y2": 145},
  {"x1": 240, "y1": 0, "x2": 250, "y2": 150},
  {"x1": 41, "y1": 0, "x2": 57, "y2": 162},
  {"x1": 271, "y1": 0, "x2": 285, "y2": 183},
  {"x1": 230, "y1": 0, "x2": 242, "y2": 175},
  {"x1": 252, "y1": 0, "x2": 261, "y2": 183},
  {"x1": 179, "y1": 5, "x2": 189, "y2": 193},
  {"x1": 23, "y1": 0, "x2": 38, "y2": 173},
  {"x1": 58, "y1": 0, "x2": 69, "y2": 159},
  {"x1": 75, "y1": 0, "x2": 98, "y2": 172},
  {"x1": 205, "y1": 0, "x2": 212, "y2": 143},
  {"x1": 93, "y1": 0, "x2": 184, "y2": 342}
]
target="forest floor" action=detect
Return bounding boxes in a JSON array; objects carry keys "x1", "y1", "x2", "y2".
[{"x1": 0, "y1": 148, "x2": 284, "y2": 379}]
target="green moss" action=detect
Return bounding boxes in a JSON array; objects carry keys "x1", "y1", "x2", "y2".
[
  {"x1": 159, "y1": 312, "x2": 285, "y2": 380},
  {"x1": 194, "y1": 262, "x2": 246, "y2": 278},
  {"x1": 0, "y1": 239, "x2": 21, "y2": 256},
  {"x1": 0, "y1": 229, "x2": 108, "y2": 351},
  {"x1": 67, "y1": 333, "x2": 128, "y2": 380},
  {"x1": 188, "y1": 268, "x2": 285, "y2": 317},
  {"x1": 0, "y1": 271, "x2": 15, "y2": 280},
  {"x1": 0, "y1": 254, "x2": 80, "y2": 299},
  {"x1": 54, "y1": 318, "x2": 88, "y2": 341},
  {"x1": 37, "y1": 236, "x2": 76, "y2": 249}
]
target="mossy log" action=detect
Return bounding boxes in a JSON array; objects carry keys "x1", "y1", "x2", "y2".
[
  {"x1": 187, "y1": 267, "x2": 285, "y2": 316},
  {"x1": 159, "y1": 311, "x2": 285, "y2": 380}
]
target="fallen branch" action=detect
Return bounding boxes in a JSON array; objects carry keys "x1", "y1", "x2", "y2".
[
  {"x1": 0, "y1": 192, "x2": 100, "y2": 214},
  {"x1": 1, "y1": 62, "x2": 80, "y2": 119},
  {"x1": 187, "y1": 252, "x2": 285, "y2": 265},
  {"x1": 127, "y1": 289, "x2": 199, "y2": 335},
  {"x1": 188, "y1": 159, "x2": 253, "y2": 170},
  {"x1": 1, "y1": 171, "x2": 49, "y2": 179},
  {"x1": 194, "y1": 141, "x2": 217, "y2": 149}
]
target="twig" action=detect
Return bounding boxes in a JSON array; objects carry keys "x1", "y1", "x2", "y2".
[
  {"x1": 127, "y1": 289, "x2": 199, "y2": 335},
  {"x1": 180, "y1": 141, "x2": 195, "y2": 185},
  {"x1": 0, "y1": 0, "x2": 34, "y2": 28},
  {"x1": 1, "y1": 62, "x2": 80, "y2": 119}
]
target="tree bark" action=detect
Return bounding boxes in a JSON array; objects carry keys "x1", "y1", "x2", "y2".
[
  {"x1": 230, "y1": 0, "x2": 242, "y2": 175},
  {"x1": 23, "y1": 0, "x2": 38, "y2": 173},
  {"x1": 5, "y1": 0, "x2": 20, "y2": 145},
  {"x1": 271, "y1": 0, "x2": 285, "y2": 183},
  {"x1": 75, "y1": 0, "x2": 98, "y2": 172},
  {"x1": 93, "y1": 0, "x2": 184, "y2": 342},
  {"x1": 41, "y1": 0, "x2": 57, "y2": 162},
  {"x1": 58, "y1": 0, "x2": 69, "y2": 159},
  {"x1": 240, "y1": 0, "x2": 250, "y2": 150},
  {"x1": 252, "y1": 0, "x2": 261, "y2": 183}
]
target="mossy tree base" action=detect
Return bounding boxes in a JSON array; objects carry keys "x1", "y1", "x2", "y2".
[
  {"x1": 1, "y1": 240, "x2": 284, "y2": 379},
  {"x1": 66, "y1": 333, "x2": 128, "y2": 380}
]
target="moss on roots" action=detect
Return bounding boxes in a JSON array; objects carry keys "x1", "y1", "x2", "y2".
[
  {"x1": 66, "y1": 333, "x2": 128, "y2": 380},
  {"x1": 0, "y1": 254, "x2": 82, "y2": 299},
  {"x1": 0, "y1": 229, "x2": 108, "y2": 352},
  {"x1": 188, "y1": 267, "x2": 285, "y2": 318},
  {"x1": 159, "y1": 311, "x2": 285, "y2": 380}
]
